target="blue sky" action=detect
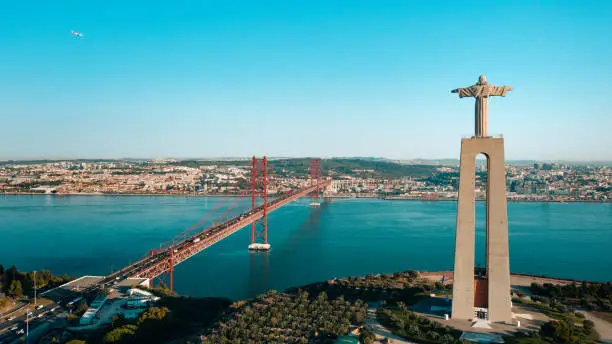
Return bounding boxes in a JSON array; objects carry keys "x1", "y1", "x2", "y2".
[{"x1": 1, "y1": 0, "x2": 611, "y2": 160}]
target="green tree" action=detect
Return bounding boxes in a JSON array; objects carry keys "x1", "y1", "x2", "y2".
[
  {"x1": 76, "y1": 303, "x2": 89, "y2": 315},
  {"x1": 9, "y1": 280, "x2": 23, "y2": 298},
  {"x1": 583, "y1": 319, "x2": 595, "y2": 334},
  {"x1": 441, "y1": 334, "x2": 455, "y2": 344},
  {"x1": 3, "y1": 266, "x2": 19, "y2": 294},
  {"x1": 540, "y1": 320, "x2": 572, "y2": 343},
  {"x1": 66, "y1": 341, "x2": 87, "y2": 344},
  {"x1": 137, "y1": 306, "x2": 168, "y2": 324},
  {"x1": 359, "y1": 326, "x2": 376, "y2": 344},
  {"x1": 103, "y1": 324, "x2": 138, "y2": 343},
  {"x1": 22, "y1": 275, "x2": 34, "y2": 296}
]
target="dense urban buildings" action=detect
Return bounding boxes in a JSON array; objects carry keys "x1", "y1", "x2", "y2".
[{"x1": 0, "y1": 159, "x2": 610, "y2": 202}]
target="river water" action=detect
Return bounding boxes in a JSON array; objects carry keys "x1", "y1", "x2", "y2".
[{"x1": 0, "y1": 195, "x2": 610, "y2": 300}]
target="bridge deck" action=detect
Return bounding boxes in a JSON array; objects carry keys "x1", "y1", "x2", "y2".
[{"x1": 110, "y1": 181, "x2": 330, "y2": 280}]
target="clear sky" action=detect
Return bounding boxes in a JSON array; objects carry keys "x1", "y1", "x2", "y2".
[{"x1": 1, "y1": 0, "x2": 611, "y2": 161}]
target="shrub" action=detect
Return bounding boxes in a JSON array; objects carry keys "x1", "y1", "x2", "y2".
[
  {"x1": 358, "y1": 326, "x2": 376, "y2": 344},
  {"x1": 441, "y1": 334, "x2": 455, "y2": 344},
  {"x1": 555, "y1": 303, "x2": 569, "y2": 313},
  {"x1": 103, "y1": 324, "x2": 138, "y2": 343},
  {"x1": 583, "y1": 319, "x2": 595, "y2": 333}
]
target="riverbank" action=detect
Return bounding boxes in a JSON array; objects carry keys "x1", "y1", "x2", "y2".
[
  {"x1": 419, "y1": 271, "x2": 607, "y2": 286},
  {"x1": 383, "y1": 196, "x2": 612, "y2": 203},
  {"x1": 2, "y1": 192, "x2": 611, "y2": 203}
]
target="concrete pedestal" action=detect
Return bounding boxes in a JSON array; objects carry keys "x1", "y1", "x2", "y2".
[{"x1": 451, "y1": 137, "x2": 512, "y2": 323}]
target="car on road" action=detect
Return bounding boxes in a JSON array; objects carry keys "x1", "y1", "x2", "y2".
[
  {"x1": 7, "y1": 317, "x2": 14, "y2": 321},
  {"x1": 36, "y1": 305, "x2": 43, "y2": 310},
  {"x1": 16, "y1": 329, "x2": 24, "y2": 335},
  {"x1": 9, "y1": 326, "x2": 18, "y2": 331}
]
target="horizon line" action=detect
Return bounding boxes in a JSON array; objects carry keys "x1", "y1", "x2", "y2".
[{"x1": 1, "y1": 156, "x2": 611, "y2": 164}]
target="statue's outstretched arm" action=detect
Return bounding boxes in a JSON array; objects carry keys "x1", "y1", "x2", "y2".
[
  {"x1": 452, "y1": 87, "x2": 475, "y2": 98},
  {"x1": 490, "y1": 85, "x2": 513, "y2": 97}
]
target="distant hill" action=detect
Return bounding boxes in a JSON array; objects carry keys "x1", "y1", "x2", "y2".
[
  {"x1": 172, "y1": 158, "x2": 440, "y2": 179},
  {"x1": 3, "y1": 157, "x2": 610, "y2": 168}
]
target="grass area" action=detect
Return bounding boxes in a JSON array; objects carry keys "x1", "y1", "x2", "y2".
[
  {"x1": 529, "y1": 282, "x2": 612, "y2": 313},
  {"x1": 0, "y1": 297, "x2": 15, "y2": 313},
  {"x1": 36, "y1": 297, "x2": 54, "y2": 306},
  {"x1": 513, "y1": 297, "x2": 583, "y2": 323},
  {"x1": 376, "y1": 303, "x2": 461, "y2": 344},
  {"x1": 173, "y1": 158, "x2": 440, "y2": 179},
  {"x1": 508, "y1": 298, "x2": 600, "y2": 344},
  {"x1": 503, "y1": 327, "x2": 600, "y2": 344}
]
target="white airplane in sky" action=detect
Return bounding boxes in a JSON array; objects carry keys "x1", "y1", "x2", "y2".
[{"x1": 71, "y1": 30, "x2": 84, "y2": 38}]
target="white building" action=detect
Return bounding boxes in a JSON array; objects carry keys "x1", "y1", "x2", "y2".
[
  {"x1": 79, "y1": 296, "x2": 108, "y2": 325},
  {"x1": 126, "y1": 288, "x2": 160, "y2": 309}
]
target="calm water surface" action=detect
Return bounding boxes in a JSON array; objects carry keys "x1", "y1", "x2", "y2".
[{"x1": 1, "y1": 195, "x2": 611, "y2": 300}]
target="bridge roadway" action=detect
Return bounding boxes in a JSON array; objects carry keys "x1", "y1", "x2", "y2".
[{"x1": 99, "y1": 181, "x2": 329, "y2": 285}]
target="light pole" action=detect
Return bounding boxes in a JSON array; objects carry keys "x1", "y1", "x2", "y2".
[
  {"x1": 33, "y1": 270, "x2": 37, "y2": 306},
  {"x1": 26, "y1": 307, "x2": 29, "y2": 344}
]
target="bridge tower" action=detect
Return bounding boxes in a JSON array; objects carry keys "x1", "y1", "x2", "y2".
[
  {"x1": 147, "y1": 247, "x2": 175, "y2": 292},
  {"x1": 249, "y1": 156, "x2": 271, "y2": 251},
  {"x1": 168, "y1": 247, "x2": 175, "y2": 291},
  {"x1": 309, "y1": 159, "x2": 322, "y2": 207}
]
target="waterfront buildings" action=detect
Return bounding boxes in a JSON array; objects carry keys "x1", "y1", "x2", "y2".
[{"x1": 0, "y1": 159, "x2": 609, "y2": 201}]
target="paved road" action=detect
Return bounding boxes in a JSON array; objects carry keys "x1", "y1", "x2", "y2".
[
  {"x1": 0, "y1": 303, "x2": 26, "y2": 319},
  {"x1": 583, "y1": 312, "x2": 612, "y2": 344},
  {"x1": 0, "y1": 299, "x2": 69, "y2": 343}
]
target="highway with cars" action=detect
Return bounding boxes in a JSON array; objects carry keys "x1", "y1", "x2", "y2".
[{"x1": 0, "y1": 303, "x2": 62, "y2": 343}]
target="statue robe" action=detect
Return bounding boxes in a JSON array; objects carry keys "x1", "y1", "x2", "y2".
[{"x1": 455, "y1": 84, "x2": 512, "y2": 137}]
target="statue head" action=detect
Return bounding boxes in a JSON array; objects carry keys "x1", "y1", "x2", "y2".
[{"x1": 478, "y1": 75, "x2": 487, "y2": 85}]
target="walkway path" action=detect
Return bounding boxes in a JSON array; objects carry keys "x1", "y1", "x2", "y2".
[
  {"x1": 583, "y1": 312, "x2": 612, "y2": 344},
  {"x1": 365, "y1": 302, "x2": 417, "y2": 344}
]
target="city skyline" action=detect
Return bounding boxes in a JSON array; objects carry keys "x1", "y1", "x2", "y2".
[
  {"x1": 3, "y1": 156, "x2": 612, "y2": 165},
  {"x1": 2, "y1": 1, "x2": 612, "y2": 160}
]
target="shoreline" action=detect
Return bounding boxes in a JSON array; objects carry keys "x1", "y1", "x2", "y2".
[
  {"x1": 1, "y1": 192, "x2": 610, "y2": 203},
  {"x1": 419, "y1": 270, "x2": 608, "y2": 285},
  {"x1": 1, "y1": 192, "x2": 610, "y2": 204}
]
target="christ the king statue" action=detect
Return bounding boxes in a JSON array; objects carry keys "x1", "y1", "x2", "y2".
[{"x1": 452, "y1": 75, "x2": 513, "y2": 137}]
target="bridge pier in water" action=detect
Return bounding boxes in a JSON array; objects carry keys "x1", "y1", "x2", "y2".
[
  {"x1": 309, "y1": 159, "x2": 322, "y2": 207},
  {"x1": 249, "y1": 156, "x2": 271, "y2": 251}
]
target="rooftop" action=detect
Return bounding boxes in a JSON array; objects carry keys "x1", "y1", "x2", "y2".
[{"x1": 114, "y1": 278, "x2": 149, "y2": 288}]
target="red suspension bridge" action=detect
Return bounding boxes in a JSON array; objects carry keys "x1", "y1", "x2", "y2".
[{"x1": 98, "y1": 157, "x2": 329, "y2": 291}]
